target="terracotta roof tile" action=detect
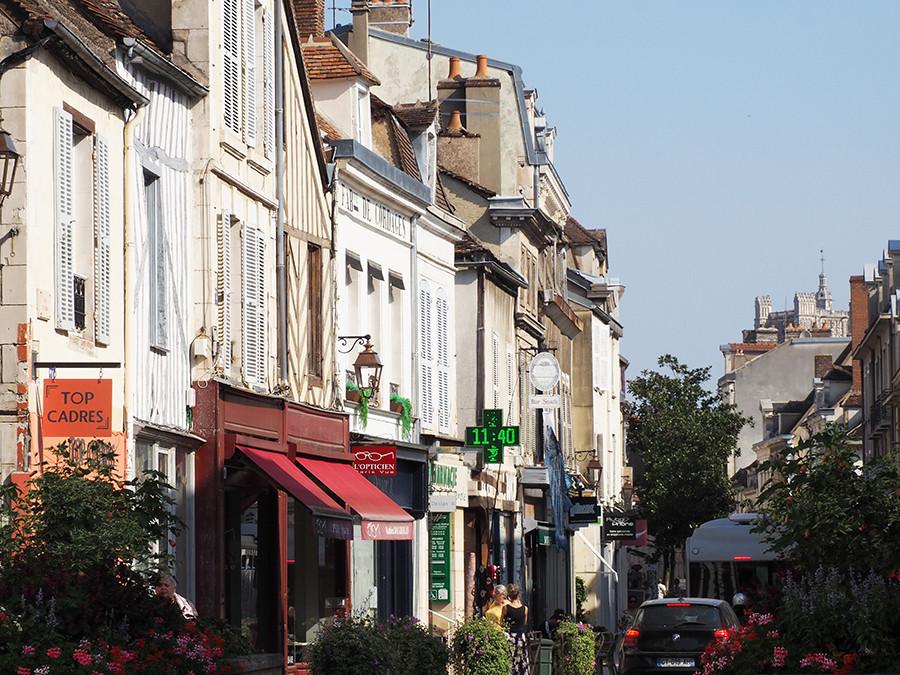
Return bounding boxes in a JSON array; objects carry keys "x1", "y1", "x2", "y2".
[
  {"x1": 438, "y1": 164, "x2": 496, "y2": 199},
  {"x1": 370, "y1": 94, "x2": 422, "y2": 182},
  {"x1": 315, "y1": 112, "x2": 344, "y2": 142},
  {"x1": 300, "y1": 34, "x2": 380, "y2": 86},
  {"x1": 434, "y1": 173, "x2": 454, "y2": 214},
  {"x1": 393, "y1": 100, "x2": 438, "y2": 131},
  {"x1": 565, "y1": 215, "x2": 606, "y2": 251},
  {"x1": 725, "y1": 342, "x2": 778, "y2": 353}
]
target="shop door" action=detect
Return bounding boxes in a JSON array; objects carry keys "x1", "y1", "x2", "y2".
[{"x1": 376, "y1": 540, "x2": 413, "y2": 621}]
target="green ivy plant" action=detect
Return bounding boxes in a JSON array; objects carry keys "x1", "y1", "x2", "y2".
[
  {"x1": 554, "y1": 620, "x2": 596, "y2": 675},
  {"x1": 345, "y1": 378, "x2": 369, "y2": 429},
  {"x1": 450, "y1": 618, "x2": 511, "y2": 675},
  {"x1": 389, "y1": 392, "x2": 413, "y2": 439}
]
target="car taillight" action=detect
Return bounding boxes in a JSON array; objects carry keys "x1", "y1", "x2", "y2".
[
  {"x1": 713, "y1": 628, "x2": 732, "y2": 642},
  {"x1": 666, "y1": 603, "x2": 691, "y2": 607},
  {"x1": 624, "y1": 628, "x2": 640, "y2": 647}
]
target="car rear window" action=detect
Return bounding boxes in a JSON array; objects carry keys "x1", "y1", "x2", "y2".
[{"x1": 637, "y1": 605, "x2": 722, "y2": 628}]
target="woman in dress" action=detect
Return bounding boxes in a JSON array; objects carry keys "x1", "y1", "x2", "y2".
[
  {"x1": 505, "y1": 583, "x2": 530, "y2": 675},
  {"x1": 483, "y1": 584, "x2": 508, "y2": 628}
]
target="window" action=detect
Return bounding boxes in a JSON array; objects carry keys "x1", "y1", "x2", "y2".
[
  {"x1": 74, "y1": 276, "x2": 86, "y2": 331},
  {"x1": 519, "y1": 246, "x2": 538, "y2": 316},
  {"x1": 307, "y1": 245, "x2": 323, "y2": 378},
  {"x1": 217, "y1": 210, "x2": 234, "y2": 373},
  {"x1": 419, "y1": 281, "x2": 433, "y2": 427},
  {"x1": 491, "y1": 332, "x2": 500, "y2": 408},
  {"x1": 262, "y1": 8, "x2": 275, "y2": 159},
  {"x1": 241, "y1": 222, "x2": 267, "y2": 387},
  {"x1": 356, "y1": 86, "x2": 370, "y2": 146},
  {"x1": 389, "y1": 275, "x2": 404, "y2": 387},
  {"x1": 506, "y1": 348, "x2": 515, "y2": 422},
  {"x1": 368, "y1": 262, "x2": 383, "y2": 389},
  {"x1": 145, "y1": 172, "x2": 168, "y2": 350},
  {"x1": 436, "y1": 289, "x2": 450, "y2": 433}
]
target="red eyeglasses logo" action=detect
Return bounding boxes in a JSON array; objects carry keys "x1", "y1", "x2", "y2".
[{"x1": 352, "y1": 445, "x2": 397, "y2": 476}]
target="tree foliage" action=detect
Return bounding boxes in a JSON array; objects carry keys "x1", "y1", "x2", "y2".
[
  {"x1": 627, "y1": 355, "x2": 748, "y2": 560},
  {"x1": 754, "y1": 424, "x2": 900, "y2": 575}
]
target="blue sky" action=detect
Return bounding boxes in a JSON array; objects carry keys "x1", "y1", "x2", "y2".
[{"x1": 337, "y1": 2, "x2": 891, "y2": 381}]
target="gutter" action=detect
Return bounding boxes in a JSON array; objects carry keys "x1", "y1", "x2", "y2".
[
  {"x1": 121, "y1": 38, "x2": 207, "y2": 98},
  {"x1": 42, "y1": 20, "x2": 148, "y2": 107},
  {"x1": 330, "y1": 139, "x2": 431, "y2": 204},
  {"x1": 275, "y1": 0, "x2": 288, "y2": 385}
]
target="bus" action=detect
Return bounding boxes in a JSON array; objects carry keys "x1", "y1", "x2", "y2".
[{"x1": 685, "y1": 513, "x2": 781, "y2": 602}]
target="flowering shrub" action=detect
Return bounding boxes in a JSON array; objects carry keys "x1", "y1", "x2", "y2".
[
  {"x1": 450, "y1": 618, "x2": 511, "y2": 675},
  {"x1": 554, "y1": 620, "x2": 595, "y2": 675},
  {"x1": 306, "y1": 616, "x2": 390, "y2": 675}
]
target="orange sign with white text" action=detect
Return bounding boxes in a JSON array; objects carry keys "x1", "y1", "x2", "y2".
[{"x1": 42, "y1": 379, "x2": 113, "y2": 438}]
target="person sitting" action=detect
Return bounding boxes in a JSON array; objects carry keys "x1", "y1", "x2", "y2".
[
  {"x1": 483, "y1": 585, "x2": 508, "y2": 628},
  {"x1": 154, "y1": 573, "x2": 197, "y2": 619},
  {"x1": 542, "y1": 608, "x2": 568, "y2": 639}
]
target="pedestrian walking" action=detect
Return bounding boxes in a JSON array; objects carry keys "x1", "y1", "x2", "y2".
[
  {"x1": 657, "y1": 580, "x2": 667, "y2": 599},
  {"x1": 483, "y1": 584, "x2": 508, "y2": 628},
  {"x1": 504, "y1": 584, "x2": 530, "y2": 675}
]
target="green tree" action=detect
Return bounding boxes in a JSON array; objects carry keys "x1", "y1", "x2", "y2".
[
  {"x1": 626, "y1": 355, "x2": 748, "y2": 582},
  {"x1": 754, "y1": 423, "x2": 900, "y2": 575}
]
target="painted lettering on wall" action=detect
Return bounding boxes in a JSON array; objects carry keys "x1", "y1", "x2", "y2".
[{"x1": 339, "y1": 183, "x2": 410, "y2": 240}]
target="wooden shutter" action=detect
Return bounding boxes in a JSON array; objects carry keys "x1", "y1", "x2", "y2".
[
  {"x1": 419, "y1": 281, "x2": 433, "y2": 427},
  {"x1": 223, "y1": 0, "x2": 241, "y2": 133},
  {"x1": 146, "y1": 176, "x2": 168, "y2": 350},
  {"x1": 436, "y1": 288, "x2": 450, "y2": 433},
  {"x1": 491, "y1": 332, "x2": 500, "y2": 408},
  {"x1": 255, "y1": 227, "x2": 267, "y2": 385},
  {"x1": 93, "y1": 135, "x2": 111, "y2": 344},
  {"x1": 262, "y1": 8, "x2": 275, "y2": 159},
  {"x1": 506, "y1": 348, "x2": 515, "y2": 420},
  {"x1": 217, "y1": 209, "x2": 233, "y2": 373},
  {"x1": 54, "y1": 108, "x2": 75, "y2": 331},
  {"x1": 242, "y1": 0, "x2": 257, "y2": 146},
  {"x1": 242, "y1": 222, "x2": 262, "y2": 385}
]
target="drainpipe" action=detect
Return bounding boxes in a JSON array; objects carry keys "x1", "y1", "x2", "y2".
[
  {"x1": 329, "y1": 165, "x2": 342, "y2": 410},
  {"x1": 410, "y1": 215, "x2": 419, "y2": 438},
  {"x1": 123, "y1": 104, "x2": 146, "y2": 482},
  {"x1": 275, "y1": 0, "x2": 287, "y2": 385}
]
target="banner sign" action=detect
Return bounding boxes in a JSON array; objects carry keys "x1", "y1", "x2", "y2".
[
  {"x1": 353, "y1": 445, "x2": 397, "y2": 476},
  {"x1": 429, "y1": 460, "x2": 468, "y2": 509},
  {"x1": 605, "y1": 513, "x2": 637, "y2": 540},
  {"x1": 313, "y1": 517, "x2": 354, "y2": 541},
  {"x1": 430, "y1": 513, "x2": 451, "y2": 602},
  {"x1": 42, "y1": 378, "x2": 112, "y2": 438},
  {"x1": 361, "y1": 520, "x2": 413, "y2": 540},
  {"x1": 569, "y1": 495, "x2": 601, "y2": 526}
]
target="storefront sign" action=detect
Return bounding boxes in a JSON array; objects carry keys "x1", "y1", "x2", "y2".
[
  {"x1": 605, "y1": 513, "x2": 637, "y2": 540},
  {"x1": 353, "y1": 445, "x2": 397, "y2": 476},
  {"x1": 430, "y1": 460, "x2": 468, "y2": 510},
  {"x1": 529, "y1": 393, "x2": 560, "y2": 409},
  {"x1": 430, "y1": 513, "x2": 451, "y2": 602},
  {"x1": 314, "y1": 517, "x2": 354, "y2": 541},
  {"x1": 339, "y1": 183, "x2": 410, "y2": 241},
  {"x1": 528, "y1": 353, "x2": 561, "y2": 392},
  {"x1": 569, "y1": 495, "x2": 601, "y2": 526},
  {"x1": 42, "y1": 378, "x2": 112, "y2": 437},
  {"x1": 362, "y1": 520, "x2": 414, "y2": 540},
  {"x1": 536, "y1": 526, "x2": 553, "y2": 547}
]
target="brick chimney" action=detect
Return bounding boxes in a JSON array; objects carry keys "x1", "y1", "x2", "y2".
[
  {"x1": 369, "y1": 0, "x2": 411, "y2": 36},
  {"x1": 814, "y1": 354, "x2": 833, "y2": 379},
  {"x1": 294, "y1": 0, "x2": 325, "y2": 39},
  {"x1": 348, "y1": 0, "x2": 369, "y2": 64},
  {"x1": 463, "y1": 55, "x2": 501, "y2": 193},
  {"x1": 849, "y1": 274, "x2": 868, "y2": 394}
]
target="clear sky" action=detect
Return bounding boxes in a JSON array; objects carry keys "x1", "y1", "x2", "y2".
[{"x1": 335, "y1": 2, "x2": 891, "y2": 381}]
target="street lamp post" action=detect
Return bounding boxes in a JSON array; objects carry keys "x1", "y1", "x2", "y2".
[
  {"x1": 337, "y1": 334, "x2": 384, "y2": 403},
  {"x1": 0, "y1": 125, "x2": 21, "y2": 208}
]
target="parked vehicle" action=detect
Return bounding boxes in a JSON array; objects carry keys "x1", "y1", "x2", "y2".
[{"x1": 612, "y1": 598, "x2": 741, "y2": 675}]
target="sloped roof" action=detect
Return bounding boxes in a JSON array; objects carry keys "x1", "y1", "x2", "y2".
[
  {"x1": 300, "y1": 34, "x2": 380, "y2": 86},
  {"x1": 315, "y1": 112, "x2": 344, "y2": 143},
  {"x1": 565, "y1": 215, "x2": 607, "y2": 252},
  {"x1": 438, "y1": 163, "x2": 496, "y2": 199},
  {"x1": 371, "y1": 94, "x2": 421, "y2": 182},
  {"x1": 434, "y1": 173, "x2": 454, "y2": 214},
  {"x1": 393, "y1": 100, "x2": 438, "y2": 131}
]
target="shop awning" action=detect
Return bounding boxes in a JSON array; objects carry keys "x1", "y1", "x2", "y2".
[
  {"x1": 237, "y1": 446, "x2": 353, "y2": 540},
  {"x1": 297, "y1": 457, "x2": 414, "y2": 540}
]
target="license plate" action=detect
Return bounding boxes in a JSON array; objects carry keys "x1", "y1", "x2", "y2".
[{"x1": 657, "y1": 658, "x2": 695, "y2": 668}]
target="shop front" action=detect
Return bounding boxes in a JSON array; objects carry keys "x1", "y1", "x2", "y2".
[{"x1": 192, "y1": 382, "x2": 415, "y2": 672}]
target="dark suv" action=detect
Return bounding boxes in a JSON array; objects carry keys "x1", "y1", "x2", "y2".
[{"x1": 614, "y1": 598, "x2": 740, "y2": 674}]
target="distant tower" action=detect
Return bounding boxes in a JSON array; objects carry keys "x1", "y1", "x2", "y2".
[
  {"x1": 816, "y1": 249, "x2": 832, "y2": 312},
  {"x1": 754, "y1": 295, "x2": 772, "y2": 329}
]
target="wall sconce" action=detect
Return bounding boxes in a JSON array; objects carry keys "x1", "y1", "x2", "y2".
[
  {"x1": 338, "y1": 334, "x2": 383, "y2": 402},
  {"x1": 0, "y1": 125, "x2": 21, "y2": 208}
]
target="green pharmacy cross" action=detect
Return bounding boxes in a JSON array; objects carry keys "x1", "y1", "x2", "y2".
[{"x1": 465, "y1": 409, "x2": 519, "y2": 464}]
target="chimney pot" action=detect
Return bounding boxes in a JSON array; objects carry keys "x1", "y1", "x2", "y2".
[
  {"x1": 448, "y1": 56, "x2": 461, "y2": 80},
  {"x1": 446, "y1": 109, "x2": 464, "y2": 133},
  {"x1": 475, "y1": 54, "x2": 489, "y2": 77}
]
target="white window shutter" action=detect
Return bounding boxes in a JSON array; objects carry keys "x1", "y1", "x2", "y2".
[
  {"x1": 242, "y1": 0, "x2": 257, "y2": 146},
  {"x1": 491, "y1": 332, "x2": 499, "y2": 408},
  {"x1": 596, "y1": 322, "x2": 611, "y2": 391},
  {"x1": 419, "y1": 281, "x2": 433, "y2": 427},
  {"x1": 262, "y1": 8, "x2": 275, "y2": 160},
  {"x1": 223, "y1": 0, "x2": 241, "y2": 134},
  {"x1": 93, "y1": 135, "x2": 111, "y2": 345},
  {"x1": 54, "y1": 108, "x2": 75, "y2": 331},
  {"x1": 506, "y1": 348, "x2": 515, "y2": 419},
  {"x1": 217, "y1": 209, "x2": 233, "y2": 373},
  {"x1": 436, "y1": 289, "x2": 450, "y2": 433},
  {"x1": 255, "y1": 227, "x2": 267, "y2": 386},
  {"x1": 242, "y1": 222, "x2": 261, "y2": 385}
]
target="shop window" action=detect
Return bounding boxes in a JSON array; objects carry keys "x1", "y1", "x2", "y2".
[
  {"x1": 376, "y1": 540, "x2": 413, "y2": 621},
  {"x1": 287, "y1": 498, "x2": 348, "y2": 664},
  {"x1": 307, "y1": 244, "x2": 323, "y2": 378},
  {"x1": 73, "y1": 276, "x2": 86, "y2": 331}
]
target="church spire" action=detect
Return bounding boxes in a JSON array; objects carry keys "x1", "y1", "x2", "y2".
[{"x1": 816, "y1": 249, "x2": 832, "y2": 311}]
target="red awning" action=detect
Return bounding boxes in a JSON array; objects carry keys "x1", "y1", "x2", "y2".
[
  {"x1": 297, "y1": 457, "x2": 414, "y2": 540},
  {"x1": 237, "y1": 446, "x2": 353, "y2": 540}
]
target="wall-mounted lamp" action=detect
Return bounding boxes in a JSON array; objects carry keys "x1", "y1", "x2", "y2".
[
  {"x1": 0, "y1": 125, "x2": 21, "y2": 208},
  {"x1": 338, "y1": 334, "x2": 383, "y2": 402}
]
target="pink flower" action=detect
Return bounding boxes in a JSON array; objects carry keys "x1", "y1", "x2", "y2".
[
  {"x1": 799, "y1": 652, "x2": 839, "y2": 672},
  {"x1": 72, "y1": 648, "x2": 93, "y2": 666},
  {"x1": 46, "y1": 647, "x2": 62, "y2": 659},
  {"x1": 21, "y1": 645, "x2": 35, "y2": 656},
  {"x1": 16, "y1": 667, "x2": 31, "y2": 675},
  {"x1": 772, "y1": 646, "x2": 789, "y2": 668}
]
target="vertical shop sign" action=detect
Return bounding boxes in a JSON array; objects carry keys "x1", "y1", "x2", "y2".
[{"x1": 430, "y1": 512, "x2": 451, "y2": 602}]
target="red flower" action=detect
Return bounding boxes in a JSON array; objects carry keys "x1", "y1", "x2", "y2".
[
  {"x1": 16, "y1": 667, "x2": 31, "y2": 675},
  {"x1": 46, "y1": 647, "x2": 62, "y2": 659}
]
